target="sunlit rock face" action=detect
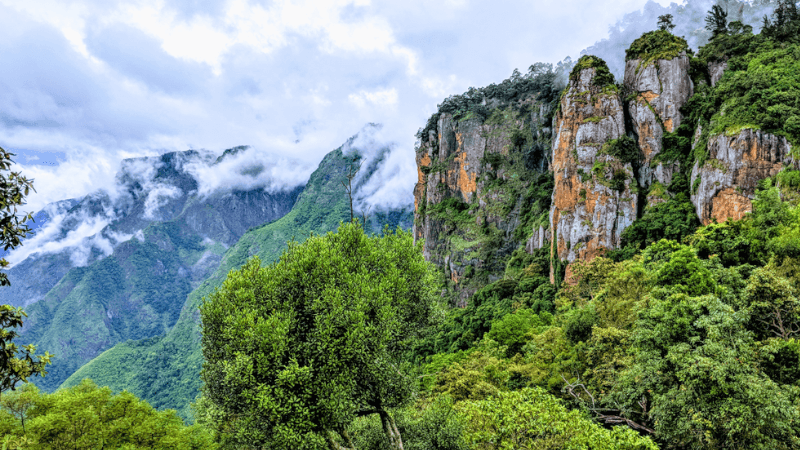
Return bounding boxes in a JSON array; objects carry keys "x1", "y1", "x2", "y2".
[
  {"x1": 549, "y1": 65, "x2": 635, "y2": 282},
  {"x1": 691, "y1": 129, "x2": 794, "y2": 225},
  {"x1": 624, "y1": 52, "x2": 693, "y2": 206},
  {"x1": 413, "y1": 98, "x2": 552, "y2": 303}
]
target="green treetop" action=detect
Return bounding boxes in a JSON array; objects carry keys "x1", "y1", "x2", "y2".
[
  {"x1": 199, "y1": 221, "x2": 437, "y2": 450},
  {"x1": 0, "y1": 148, "x2": 51, "y2": 398}
]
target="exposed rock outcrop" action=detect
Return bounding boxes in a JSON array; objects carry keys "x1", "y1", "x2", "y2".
[
  {"x1": 549, "y1": 65, "x2": 636, "y2": 281},
  {"x1": 690, "y1": 129, "x2": 795, "y2": 225},
  {"x1": 709, "y1": 60, "x2": 728, "y2": 87},
  {"x1": 624, "y1": 53, "x2": 694, "y2": 193},
  {"x1": 414, "y1": 97, "x2": 552, "y2": 301}
]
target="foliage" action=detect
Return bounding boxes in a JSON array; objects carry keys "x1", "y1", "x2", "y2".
[
  {"x1": 200, "y1": 222, "x2": 436, "y2": 449},
  {"x1": 613, "y1": 192, "x2": 701, "y2": 260},
  {"x1": 761, "y1": 0, "x2": 800, "y2": 43},
  {"x1": 657, "y1": 14, "x2": 676, "y2": 32},
  {"x1": 417, "y1": 64, "x2": 565, "y2": 144},
  {"x1": 625, "y1": 29, "x2": 690, "y2": 64},
  {"x1": 0, "y1": 306, "x2": 51, "y2": 396},
  {"x1": 600, "y1": 135, "x2": 640, "y2": 165},
  {"x1": 569, "y1": 55, "x2": 615, "y2": 87},
  {"x1": 0, "y1": 147, "x2": 35, "y2": 288},
  {"x1": 705, "y1": 4, "x2": 729, "y2": 39},
  {"x1": 349, "y1": 396, "x2": 468, "y2": 450},
  {"x1": 616, "y1": 293, "x2": 800, "y2": 449},
  {"x1": 457, "y1": 387, "x2": 658, "y2": 450},
  {"x1": 0, "y1": 380, "x2": 214, "y2": 449}
]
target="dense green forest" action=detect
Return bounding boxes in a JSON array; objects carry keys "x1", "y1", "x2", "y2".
[{"x1": 3, "y1": 2, "x2": 800, "y2": 449}]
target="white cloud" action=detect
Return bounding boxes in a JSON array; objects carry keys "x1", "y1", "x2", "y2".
[
  {"x1": 0, "y1": 0, "x2": 693, "y2": 214},
  {"x1": 6, "y1": 209, "x2": 112, "y2": 267},
  {"x1": 348, "y1": 88, "x2": 398, "y2": 108},
  {"x1": 184, "y1": 146, "x2": 313, "y2": 197}
]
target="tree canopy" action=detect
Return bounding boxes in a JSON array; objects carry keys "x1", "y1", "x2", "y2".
[
  {"x1": 199, "y1": 222, "x2": 437, "y2": 450},
  {"x1": 0, "y1": 148, "x2": 50, "y2": 397}
]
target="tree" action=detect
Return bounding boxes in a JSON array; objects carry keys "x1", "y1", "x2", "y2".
[
  {"x1": 0, "y1": 147, "x2": 35, "y2": 287},
  {"x1": 200, "y1": 222, "x2": 437, "y2": 450},
  {"x1": 657, "y1": 14, "x2": 676, "y2": 32},
  {"x1": 0, "y1": 306, "x2": 52, "y2": 397},
  {"x1": 0, "y1": 148, "x2": 50, "y2": 398},
  {"x1": 705, "y1": 5, "x2": 729, "y2": 38},
  {"x1": 0, "y1": 379, "x2": 215, "y2": 448},
  {"x1": 616, "y1": 293, "x2": 799, "y2": 448}
]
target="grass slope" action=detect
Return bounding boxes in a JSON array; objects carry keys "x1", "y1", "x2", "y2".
[{"x1": 63, "y1": 146, "x2": 412, "y2": 419}]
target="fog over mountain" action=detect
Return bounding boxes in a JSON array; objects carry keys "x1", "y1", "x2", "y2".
[{"x1": 1, "y1": 0, "x2": 690, "y2": 217}]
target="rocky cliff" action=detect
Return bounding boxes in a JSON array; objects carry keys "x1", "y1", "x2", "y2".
[
  {"x1": 548, "y1": 57, "x2": 635, "y2": 282},
  {"x1": 691, "y1": 129, "x2": 795, "y2": 225},
  {"x1": 414, "y1": 28, "x2": 798, "y2": 293},
  {"x1": 624, "y1": 51, "x2": 694, "y2": 202},
  {"x1": 413, "y1": 70, "x2": 558, "y2": 302}
]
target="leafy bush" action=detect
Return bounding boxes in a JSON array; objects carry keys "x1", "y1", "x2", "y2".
[
  {"x1": 0, "y1": 380, "x2": 214, "y2": 449},
  {"x1": 613, "y1": 193, "x2": 701, "y2": 260},
  {"x1": 625, "y1": 29, "x2": 690, "y2": 63},
  {"x1": 601, "y1": 135, "x2": 640, "y2": 165},
  {"x1": 563, "y1": 304, "x2": 599, "y2": 344},
  {"x1": 457, "y1": 388, "x2": 658, "y2": 450},
  {"x1": 569, "y1": 55, "x2": 615, "y2": 87}
]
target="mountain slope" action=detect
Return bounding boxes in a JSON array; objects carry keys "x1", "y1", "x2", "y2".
[
  {"x1": 63, "y1": 136, "x2": 412, "y2": 419},
  {"x1": 13, "y1": 148, "x2": 304, "y2": 391}
]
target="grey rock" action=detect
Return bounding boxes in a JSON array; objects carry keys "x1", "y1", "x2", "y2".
[
  {"x1": 709, "y1": 60, "x2": 728, "y2": 87},
  {"x1": 690, "y1": 129, "x2": 794, "y2": 224}
]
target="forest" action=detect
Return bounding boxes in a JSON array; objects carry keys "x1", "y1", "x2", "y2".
[{"x1": 3, "y1": 1, "x2": 800, "y2": 449}]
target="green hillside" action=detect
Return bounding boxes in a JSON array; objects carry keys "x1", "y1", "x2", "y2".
[
  {"x1": 21, "y1": 219, "x2": 226, "y2": 392},
  {"x1": 62, "y1": 145, "x2": 412, "y2": 418}
]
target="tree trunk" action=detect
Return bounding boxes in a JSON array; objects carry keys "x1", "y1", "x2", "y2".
[
  {"x1": 379, "y1": 410, "x2": 404, "y2": 450},
  {"x1": 326, "y1": 430, "x2": 356, "y2": 450}
]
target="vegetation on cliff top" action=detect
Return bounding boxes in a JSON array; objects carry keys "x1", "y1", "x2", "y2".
[
  {"x1": 417, "y1": 63, "x2": 567, "y2": 145},
  {"x1": 624, "y1": 29, "x2": 690, "y2": 64},
  {"x1": 569, "y1": 55, "x2": 616, "y2": 87},
  {"x1": 688, "y1": 3, "x2": 800, "y2": 167}
]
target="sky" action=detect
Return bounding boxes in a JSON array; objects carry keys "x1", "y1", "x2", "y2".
[{"x1": 0, "y1": 0, "x2": 682, "y2": 212}]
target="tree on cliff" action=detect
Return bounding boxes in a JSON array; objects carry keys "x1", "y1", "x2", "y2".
[
  {"x1": 705, "y1": 5, "x2": 729, "y2": 38},
  {"x1": 657, "y1": 14, "x2": 676, "y2": 31},
  {"x1": 200, "y1": 221, "x2": 437, "y2": 450},
  {"x1": 0, "y1": 147, "x2": 51, "y2": 398}
]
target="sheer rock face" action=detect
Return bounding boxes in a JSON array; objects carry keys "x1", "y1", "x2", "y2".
[
  {"x1": 414, "y1": 114, "x2": 494, "y2": 266},
  {"x1": 709, "y1": 60, "x2": 728, "y2": 87},
  {"x1": 549, "y1": 68, "x2": 636, "y2": 281},
  {"x1": 526, "y1": 225, "x2": 551, "y2": 253},
  {"x1": 413, "y1": 101, "x2": 550, "y2": 300},
  {"x1": 690, "y1": 129, "x2": 794, "y2": 225},
  {"x1": 624, "y1": 53, "x2": 694, "y2": 196}
]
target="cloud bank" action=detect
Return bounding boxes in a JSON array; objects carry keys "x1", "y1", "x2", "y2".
[{"x1": 1, "y1": 0, "x2": 690, "y2": 216}]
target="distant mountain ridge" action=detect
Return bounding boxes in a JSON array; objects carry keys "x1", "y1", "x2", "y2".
[
  {"x1": 8, "y1": 146, "x2": 307, "y2": 394},
  {"x1": 62, "y1": 130, "x2": 412, "y2": 418}
]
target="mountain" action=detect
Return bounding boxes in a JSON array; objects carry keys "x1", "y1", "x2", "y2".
[
  {"x1": 1, "y1": 149, "x2": 303, "y2": 309},
  {"x1": 61, "y1": 129, "x2": 413, "y2": 418},
  {"x1": 414, "y1": 3, "x2": 798, "y2": 287},
  {"x1": 11, "y1": 147, "x2": 305, "y2": 392}
]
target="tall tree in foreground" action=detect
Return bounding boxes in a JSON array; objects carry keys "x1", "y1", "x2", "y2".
[
  {"x1": 200, "y1": 221, "x2": 437, "y2": 450},
  {"x1": 0, "y1": 147, "x2": 50, "y2": 398}
]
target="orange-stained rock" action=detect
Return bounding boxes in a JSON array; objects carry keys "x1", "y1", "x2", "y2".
[
  {"x1": 413, "y1": 96, "x2": 553, "y2": 300},
  {"x1": 709, "y1": 188, "x2": 752, "y2": 224},
  {"x1": 690, "y1": 129, "x2": 795, "y2": 225},
  {"x1": 624, "y1": 53, "x2": 693, "y2": 192},
  {"x1": 549, "y1": 64, "x2": 637, "y2": 283}
]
